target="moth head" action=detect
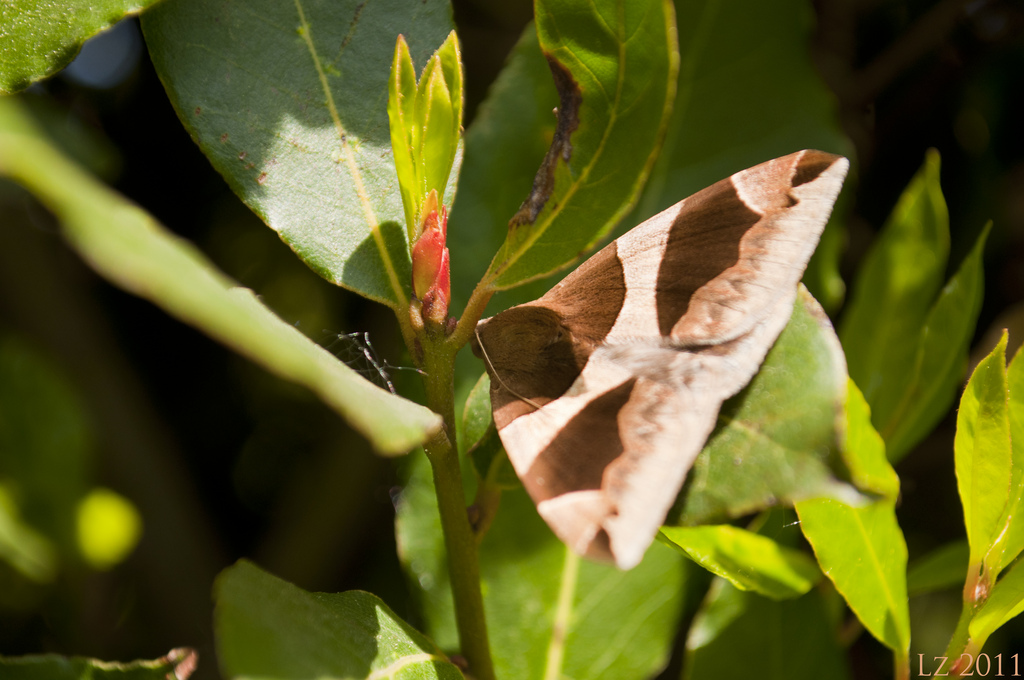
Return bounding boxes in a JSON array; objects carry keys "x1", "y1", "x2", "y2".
[{"x1": 472, "y1": 304, "x2": 587, "y2": 427}]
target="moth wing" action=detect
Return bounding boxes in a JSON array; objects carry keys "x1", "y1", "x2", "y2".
[{"x1": 479, "y1": 150, "x2": 848, "y2": 569}]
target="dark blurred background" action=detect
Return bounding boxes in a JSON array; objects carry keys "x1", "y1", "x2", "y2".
[{"x1": 0, "y1": 0, "x2": 1023, "y2": 678}]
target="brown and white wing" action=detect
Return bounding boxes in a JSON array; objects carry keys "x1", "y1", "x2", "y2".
[{"x1": 476, "y1": 150, "x2": 849, "y2": 569}]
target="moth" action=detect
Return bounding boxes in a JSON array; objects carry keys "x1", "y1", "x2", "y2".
[{"x1": 472, "y1": 150, "x2": 849, "y2": 570}]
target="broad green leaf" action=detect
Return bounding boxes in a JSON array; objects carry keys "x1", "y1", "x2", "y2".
[
  {"x1": 142, "y1": 0, "x2": 456, "y2": 309},
  {"x1": 0, "y1": 649, "x2": 197, "y2": 680},
  {"x1": 796, "y1": 382, "x2": 910, "y2": 661},
  {"x1": 993, "y1": 344, "x2": 1024, "y2": 572},
  {"x1": 396, "y1": 453, "x2": 685, "y2": 680},
  {"x1": 215, "y1": 560, "x2": 461, "y2": 680},
  {"x1": 0, "y1": 1, "x2": 160, "y2": 94},
  {"x1": 956, "y1": 333, "x2": 1012, "y2": 570},
  {"x1": 658, "y1": 525, "x2": 820, "y2": 599},
  {"x1": 882, "y1": 222, "x2": 989, "y2": 461},
  {"x1": 636, "y1": 0, "x2": 852, "y2": 310},
  {"x1": 481, "y1": 0, "x2": 678, "y2": 290},
  {"x1": 0, "y1": 97, "x2": 441, "y2": 455},
  {"x1": 685, "y1": 579, "x2": 849, "y2": 680},
  {"x1": 907, "y1": 540, "x2": 969, "y2": 597},
  {"x1": 669, "y1": 288, "x2": 858, "y2": 525}
]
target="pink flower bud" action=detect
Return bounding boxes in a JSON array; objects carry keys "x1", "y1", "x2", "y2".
[{"x1": 411, "y1": 205, "x2": 450, "y2": 325}]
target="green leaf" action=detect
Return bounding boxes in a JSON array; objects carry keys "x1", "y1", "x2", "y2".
[
  {"x1": 446, "y1": 26, "x2": 557, "y2": 313},
  {"x1": 995, "y1": 344, "x2": 1024, "y2": 571},
  {"x1": 0, "y1": 648, "x2": 197, "y2": 680},
  {"x1": 0, "y1": 0, "x2": 161, "y2": 94},
  {"x1": 460, "y1": 374, "x2": 518, "y2": 490},
  {"x1": 882, "y1": 222, "x2": 989, "y2": 461},
  {"x1": 956, "y1": 333, "x2": 1013, "y2": 571},
  {"x1": 670, "y1": 288, "x2": 858, "y2": 525},
  {"x1": 840, "y1": 150, "x2": 947, "y2": 439},
  {"x1": 635, "y1": 0, "x2": 852, "y2": 310},
  {"x1": 796, "y1": 382, "x2": 910, "y2": 660},
  {"x1": 142, "y1": 0, "x2": 456, "y2": 309},
  {"x1": 639, "y1": 0, "x2": 851, "y2": 216},
  {"x1": 388, "y1": 32, "x2": 463, "y2": 240},
  {"x1": 215, "y1": 560, "x2": 462, "y2": 680},
  {"x1": 841, "y1": 151, "x2": 989, "y2": 462},
  {"x1": 842, "y1": 380, "x2": 899, "y2": 499},
  {"x1": 907, "y1": 540, "x2": 969, "y2": 597},
  {"x1": 481, "y1": 0, "x2": 679, "y2": 290},
  {"x1": 685, "y1": 580, "x2": 850, "y2": 680},
  {"x1": 0, "y1": 97, "x2": 441, "y2": 455},
  {"x1": 658, "y1": 525, "x2": 820, "y2": 599},
  {"x1": 396, "y1": 453, "x2": 685, "y2": 680}
]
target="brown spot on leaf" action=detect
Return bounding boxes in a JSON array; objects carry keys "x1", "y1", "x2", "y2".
[
  {"x1": 508, "y1": 56, "x2": 581, "y2": 230},
  {"x1": 220, "y1": 133, "x2": 229, "y2": 143},
  {"x1": 238, "y1": 151, "x2": 247, "y2": 160},
  {"x1": 194, "y1": 106, "x2": 201, "y2": 116},
  {"x1": 257, "y1": 172, "x2": 268, "y2": 185}
]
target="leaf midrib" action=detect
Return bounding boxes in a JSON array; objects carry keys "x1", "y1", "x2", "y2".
[{"x1": 293, "y1": 0, "x2": 408, "y2": 310}]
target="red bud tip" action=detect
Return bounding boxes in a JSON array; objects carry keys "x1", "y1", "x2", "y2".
[{"x1": 411, "y1": 205, "x2": 450, "y2": 325}]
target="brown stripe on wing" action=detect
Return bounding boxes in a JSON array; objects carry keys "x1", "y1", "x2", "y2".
[
  {"x1": 542, "y1": 241, "x2": 627, "y2": 345},
  {"x1": 474, "y1": 242, "x2": 627, "y2": 430},
  {"x1": 663, "y1": 151, "x2": 845, "y2": 345},
  {"x1": 792, "y1": 149, "x2": 840, "y2": 186},
  {"x1": 522, "y1": 378, "x2": 636, "y2": 501},
  {"x1": 653, "y1": 181, "x2": 761, "y2": 338}
]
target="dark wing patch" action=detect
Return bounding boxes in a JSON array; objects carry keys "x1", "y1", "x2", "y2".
[
  {"x1": 523, "y1": 378, "x2": 637, "y2": 500},
  {"x1": 655, "y1": 182, "x2": 760, "y2": 338}
]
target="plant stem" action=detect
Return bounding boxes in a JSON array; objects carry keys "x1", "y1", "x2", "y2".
[
  {"x1": 421, "y1": 337, "x2": 496, "y2": 680},
  {"x1": 449, "y1": 281, "x2": 495, "y2": 350}
]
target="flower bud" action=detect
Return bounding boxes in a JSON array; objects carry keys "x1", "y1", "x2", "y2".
[{"x1": 411, "y1": 202, "x2": 450, "y2": 326}]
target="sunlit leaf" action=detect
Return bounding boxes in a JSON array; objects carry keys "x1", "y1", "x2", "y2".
[
  {"x1": 0, "y1": 1, "x2": 159, "y2": 93},
  {"x1": 955, "y1": 333, "x2": 1012, "y2": 570},
  {"x1": 796, "y1": 383, "x2": 910, "y2": 662},
  {"x1": 991, "y1": 344, "x2": 1024, "y2": 572},
  {"x1": 481, "y1": 0, "x2": 678, "y2": 290},
  {"x1": 215, "y1": 560, "x2": 462, "y2": 680},
  {"x1": 143, "y1": 0, "x2": 456, "y2": 309},
  {"x1": 658, "y1": 525, "x2": 820, "y2": 599},
  {"x1": 0, "y1": 97, "x2": 441, "y2": 455}
]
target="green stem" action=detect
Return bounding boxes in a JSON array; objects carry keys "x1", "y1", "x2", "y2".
[
  {"x1": 449, "y1": 281, "x2": 495, "y2": 350},
  {"x1": 421, "y1": 337, "x2": 496, "y2": 680}
]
